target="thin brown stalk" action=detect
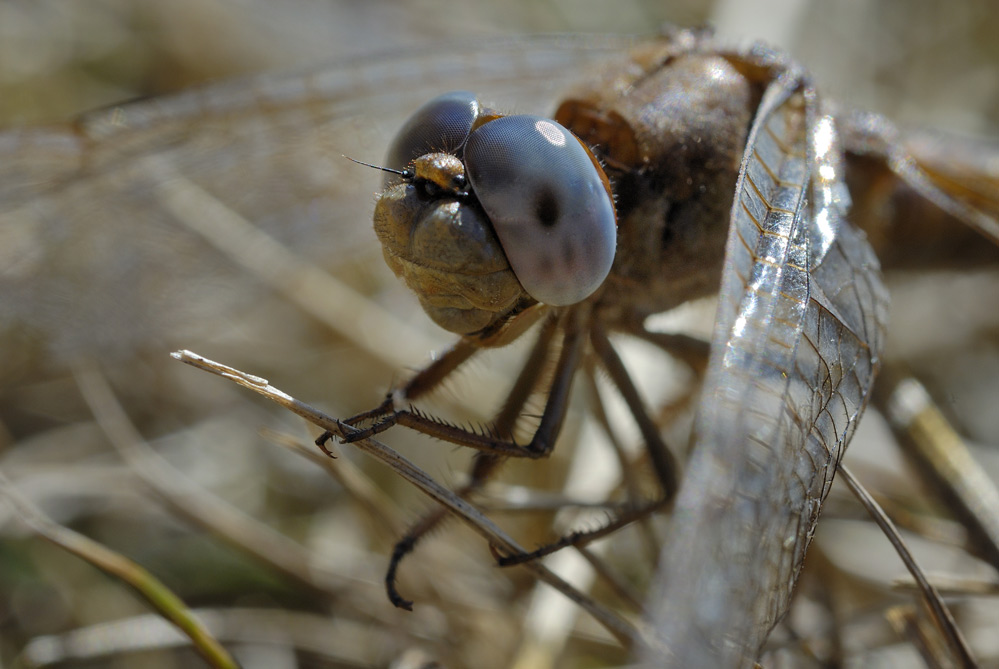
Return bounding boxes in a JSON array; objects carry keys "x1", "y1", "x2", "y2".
[
  {"x1": 839, "y1": 464, "x2": 978, "y2": 668},
  {"x1": 0, "y1": 467, "x2": 237, "y2": 669}
]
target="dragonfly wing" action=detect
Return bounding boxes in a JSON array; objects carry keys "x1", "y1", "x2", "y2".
[
  {"x1": 645, "y1": 79, "x2": 889, "y2": 667},
  {"x1": 840, "y1": 110, "x2": 999, "y2": 249},
  {"x1": 905, "y1": 128, "x2": 999, "y2": 225}
]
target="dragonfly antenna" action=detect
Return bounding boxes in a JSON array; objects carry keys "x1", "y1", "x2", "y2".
[{"x1": 343, "y1": 155, "x2": 411, "y2": 178}]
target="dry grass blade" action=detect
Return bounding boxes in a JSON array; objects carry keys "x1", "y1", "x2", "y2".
[
  {"x1": 70, "y1": 358, "x2": 351, "y2": 598},
  {"x1": 259, "y1": 426, "x2": 405, "y2": 538},
  {"x1": 838, "y1": 465, "x2": 978, "y2": 668},
  {"x1": 0, "y1": 468, "x2": 237, "y2": 669},
  {"x1": 880, "y1": 373, "x2": 999, "y2": 569},
  {"x1": 21, "y1": 607, "x2": 420, "y2": 666}
]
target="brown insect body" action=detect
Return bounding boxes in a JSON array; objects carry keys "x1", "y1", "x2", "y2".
[{"x1": 557, "y1": 44, "x2": 757, "y2": 324}]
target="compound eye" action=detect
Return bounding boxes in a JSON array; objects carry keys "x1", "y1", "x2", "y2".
[
  {"x1": 464, "y1": 115, "x2": 616, "y2": 306},
  {"x1": 384, "y1": 91, "x2": 480, "y2": 188}
]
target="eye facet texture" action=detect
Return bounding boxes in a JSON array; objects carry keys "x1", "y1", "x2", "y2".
[
  {"x1": 383, "y1": 91, "x2": 479, "y2": 187},
  {"x1": 464, "y1": 115, "x2": 616, "y2": 306},
  {"x1": 382, "y1": 93, "x2": 617, "y2": 309}
]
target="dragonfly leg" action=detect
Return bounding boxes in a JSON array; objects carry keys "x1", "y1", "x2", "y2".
[
  {"x1": 384, "y1": 315, "x2": 563, "y2": 608},
  {"x1": 838, "y1": 109, "x2": 999, "y2": 248},
  {"x1": 315, "y1": 337, "x2": 479, "y2": 449},
  {"x1": 495, "y1": 496, "x2": 669, "y2": 567},
  {"x1": 348, "y1": 306, "x2": 589, "y2": 458},
  {"x1": 580, "y1": 361, "x2": 663, "y2": 562},
  {"x1": 590, "y1": 322, "x2": 680, "y2": 498},
  {"x1": 384, "y1": 506, "x2": 450, "y2": 611},
  {"x1": 630, "y1": 327, "x2": 710, "y2": 374}
]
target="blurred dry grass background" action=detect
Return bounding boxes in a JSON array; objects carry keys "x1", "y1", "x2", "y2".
[{"x1": 1, "y1": 1, "x2": 998, "y2": 667}]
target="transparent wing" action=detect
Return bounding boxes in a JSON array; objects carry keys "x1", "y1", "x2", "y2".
[
  {"x1": 646, "y1": 78, "x2": 890, "y2": 667},
  {"x1": 839, "y1": 110, "x2": 999, "y2": 260},
  {"x1": 0, "y1": 36, "x2": 631, "y2": 371},
  {"x1": 906, "y1": 129, "x2": 999, "y2": 226}
]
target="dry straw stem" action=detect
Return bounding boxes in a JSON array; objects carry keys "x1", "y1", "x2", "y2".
[
  {"x1": 0, "y1": 468, "x2": 238, "y2": 669},
  {"x1": 839, "y1": 465, "x2": 977, "y2": 668},
  {"x1": 71, "y1": 359, "x2": 352, "y2": 600}
]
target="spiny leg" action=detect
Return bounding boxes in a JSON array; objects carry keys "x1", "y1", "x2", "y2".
[
  {"x1": 590, "y1": 322, "x2": 679, "y2": 499},
  {"x1": 315, "y1": 338, "x2": 479, "y2": 453},
  {"x1": 582, "y1": 362, "x2": 662, "y2": 564},
  {"x1": 629, "y1": 327, "x2": 711, "y2": 375},
  {"x1": 347, "y1": 305, "x2": 591, "y2": 459},
  {"x1": 582, "y1": 359, "x2": 646, "y2": 501},
  {"x1": 383, "y1": 507, "x2": 451, "y2": 610},
  {"x1": 385, "y1": 313, "x2": 567, "y2": 609},
  {"x1": 495, "y1": 496, "x2": 669, "y2": 567},
  {"x1": 466, "y1": 312, "x2": 563, "y2": 485},
  {"x1": 492, "y1": 330, "x2": 686, "y2": 570}
]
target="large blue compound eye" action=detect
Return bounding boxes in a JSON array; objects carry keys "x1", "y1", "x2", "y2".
[
  {"x1": 464, "y1": 115, "x2": 617, "y2": 306},
  {"x1": 383, "y1": 91, "x2": 479, "y2": 187}
]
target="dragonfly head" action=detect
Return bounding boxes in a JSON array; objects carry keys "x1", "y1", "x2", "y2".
[{"x1": 371, "y1": 91, "x2": 618, "y2": 337}]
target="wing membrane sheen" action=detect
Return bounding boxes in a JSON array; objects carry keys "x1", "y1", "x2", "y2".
[{"x1": 647, "y1": 73, "x2": 889, "y2": 668}]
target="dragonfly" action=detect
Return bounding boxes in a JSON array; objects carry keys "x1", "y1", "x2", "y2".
[
  {"x1": 312, "y1": 28, "x2": 996, "y2": 667},
  {"x1": 2, "y1": 24, "x2": 998, "y2": 669}
]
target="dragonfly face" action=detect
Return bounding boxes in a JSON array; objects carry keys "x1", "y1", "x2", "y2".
[{"x1": 374, "y1": 91, "x2": 617, "y2": 335}]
